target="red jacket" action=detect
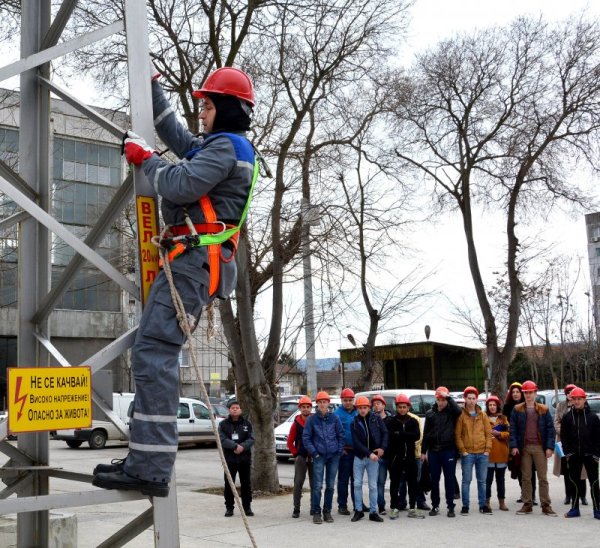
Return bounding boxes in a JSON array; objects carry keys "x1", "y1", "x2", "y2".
[{"x1": 287, "y1": 414, "x2": 309, "y2": 457}]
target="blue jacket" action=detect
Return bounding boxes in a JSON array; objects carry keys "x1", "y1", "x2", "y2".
[
  {"x1": 509, "y1": 402, "x2": 555, "y2": 452},
  {"x1": 302, "y1": 411, "x2": 345, "y2": 459},
  {"x1": 335, "y1": 406, "x2": 357, "y2": 448},
  {"x1": 351, "y1": 412, "x2": 389, "y2": 459}
]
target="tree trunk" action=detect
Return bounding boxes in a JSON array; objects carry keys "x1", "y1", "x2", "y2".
[
  {"x1": 239, "y1": 382, "x2": 279, "y2": 492},
  {"x1": 220, "y1": 234, "x2": 279, "y2": 492}
]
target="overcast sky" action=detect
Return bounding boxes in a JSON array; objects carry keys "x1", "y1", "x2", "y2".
[{"x1": 312, "y1": 0, "x2": 600, "y2": 357}]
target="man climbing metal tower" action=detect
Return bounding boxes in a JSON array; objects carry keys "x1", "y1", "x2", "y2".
[{"x1": 93, "y1": 66, "x2": 258, "y2": 497}]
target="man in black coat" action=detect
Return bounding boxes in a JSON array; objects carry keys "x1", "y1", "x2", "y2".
[
  {"x1": 421, "y1": 386, "x2": 462, "y2": 517},
  {"x1": 386, "y1": 394, "x2": 423, "y2": 519},
  {"x1": 218, "y1": 400, "x2": 255, "y2": 517},
  {"x1": 560, "y1": 387, "x2": 600, "y2": 519}
]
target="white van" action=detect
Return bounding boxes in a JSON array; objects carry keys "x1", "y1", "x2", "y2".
[
  {"x1": 355, "y1": 389, "x2": 437, "y2": 418},
  {"x1": 52, "y1": 394, "x2": 222, "y2": 449},
  {"x1": 51, "y1": 392, "x2": 134, "y2": 449}
]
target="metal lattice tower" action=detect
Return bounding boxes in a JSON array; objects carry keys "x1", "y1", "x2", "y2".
[{"x1": 0, "y1": 1, "x2": 179, "y2": 545}]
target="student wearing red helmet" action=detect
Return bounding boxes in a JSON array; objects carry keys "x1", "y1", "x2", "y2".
[
  {"x1": 93, "y1": 65, "x2": 256, "y2": 498},
  {"x1": 560, "y1": 387, "x2": 600, "y2": 519},
  {"x1": 555, "y1": 384, "x2": 587, "y2": 506},
  {"x1": 288, "y1": 396, "x2": 314, "y2": 518},
  {"x1": 455, "y1": 387, "x2": 493, "y2": 515},
  {"x1": 421, "y1": 386, "x2": 462, "y2": 517},
  {"x1": 509, "y1": 381, "x2": 557, "y2": 516},
  {"x1": 386, "y1": 394, "x2": 424, "y2": 520},
  {"x1": 350, "y1": 397, "x2": 388, "y2": 523},
  {"x1": 303, "y1": 391, "x2": 345, "y2": 524},
  {"x1": 504, "y1": 381, "x2": 537, "y2": 506},
  {"x1": 335, "y1": 388, "x2": 360, "y2": 515},
  {"x1": 371, "y1": 395, "x2": 391, "y2": 515}
]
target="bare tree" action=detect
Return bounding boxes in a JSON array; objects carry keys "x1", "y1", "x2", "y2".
[
  {"x1": 0, "y1": 0, "x2": 413, "y2": 491},
  {"x1": 324, "y1": 133, "x2": 433, "y2": 390},
  {"x1": 392, "y1": 15, "x2": 600, "y2": 394}
]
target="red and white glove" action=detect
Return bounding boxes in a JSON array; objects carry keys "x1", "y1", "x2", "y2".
[{"x1": 122, "y1": 131, "x2": 155, "y2": 166}]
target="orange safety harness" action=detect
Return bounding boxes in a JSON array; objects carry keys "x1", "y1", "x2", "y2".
[{"x1": 158, "y1": 158, "x2": 259, "y2": 296}]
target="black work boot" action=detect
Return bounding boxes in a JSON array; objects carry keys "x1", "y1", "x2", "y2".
[
  {"x1": 93, "y1": 457, "x2": 127, "y2": 475},
  {"x1": 292, "y1": 508, "x2": 300, "y2": 518},
  {"x1": 92, "y1": 470, "x2": 169, "y2": 497}
]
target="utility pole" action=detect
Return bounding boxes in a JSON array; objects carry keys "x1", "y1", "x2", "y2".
[{"x1": 301, "y1": 198, "x2": 320, "y2": 396}]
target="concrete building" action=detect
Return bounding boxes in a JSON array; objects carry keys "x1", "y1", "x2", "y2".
[{"x1": 0, "y1": 88, "x2": 230, "y2": 401}]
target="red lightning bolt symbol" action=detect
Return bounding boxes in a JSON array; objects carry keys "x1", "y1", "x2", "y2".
[{"x1": 14, "y1": 376, "x2": 27, "y2": 420}]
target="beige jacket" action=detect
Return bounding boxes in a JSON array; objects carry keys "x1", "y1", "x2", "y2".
[{"x1": 455, "y1": 406, "x2": 493, "y2": 454}]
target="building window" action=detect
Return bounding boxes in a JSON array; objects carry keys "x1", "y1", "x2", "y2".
[
  {"x1": 0, "y1": 129, "x2": 123, "y2": 312},
  {"x1": 596, "y1": 248, "x2": 600, "y2": 258}
]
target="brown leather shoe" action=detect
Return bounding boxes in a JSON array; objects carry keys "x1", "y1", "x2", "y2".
[
  {"x1": 516, "y1": 503, "x2": 533, "y2": 515},
  {"x1": 542, "y1": 504, "x2": 557, "y2": 516},
  {"x1": 499, "y1": 499, "x2": 509, "y2": 511}
]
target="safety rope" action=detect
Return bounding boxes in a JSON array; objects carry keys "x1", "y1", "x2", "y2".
[{"x1": 154, "y1": 233, "x2": 259, "y2": 548}]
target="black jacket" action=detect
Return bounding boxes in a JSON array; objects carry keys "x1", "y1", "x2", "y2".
[
  {"x1": 421, "y1": 397, "x2": 461, "y2": 454},
  {"x1": 560, "y1": 405, "x2": 600, "y2": 458},
  {"x1": 351, "y1": 412, "x2": 389, "y2": 459},
  {"x1": 385, "y1": 413, "x2": 420, "y2": 461},
  {"x1": 218, "y1": 415, "x2": 255, "y2": 463}
]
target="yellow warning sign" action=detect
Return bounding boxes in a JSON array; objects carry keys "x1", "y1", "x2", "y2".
[
  {"x1": 135, "y1": 195, "x2": 159, "y2": 307},
  {"x1": 7, "y1": 367, "x2": 92, "y2": 433}
]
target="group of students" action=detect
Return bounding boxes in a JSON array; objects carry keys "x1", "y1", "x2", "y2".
[{"x1": 287, "y1": 382, "x2": 600, "y2": 524}]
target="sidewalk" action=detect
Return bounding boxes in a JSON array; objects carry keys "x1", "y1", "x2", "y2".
[{"x1": 76, "y1": 468, "x2": 600, "y2": 547}]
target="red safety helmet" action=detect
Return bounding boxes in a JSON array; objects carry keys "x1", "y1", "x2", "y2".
[
  {"x1": 569, "y1": 387, "x2": 587, "y2": 399},
  {"x1": 521, "y1": 380, "x2": 538, "y2": 392},
  {"x1": 371, "y1": 395, "x2": 386, "y2": 406},
  {"x1": 193, "y1": 67, "x2": 255, "y2": 106},
  {"x1": 395, "y1": 394, "x2": 411, "y2": 406},
  {"x1": 340, "y1": 388, "x2": 355, "y2": 399},
  {"x1": 355, "y1": 396, "x2": 371, "y2": 408},
  {"x1": 435, "y1": 386, "x2": 450, "y2": 399},
  {"x1": 315, "y1": 391, "x2": 330, "y2": 402},
  {"x1": 297, "y1": 396, "x2": 312, "y2": 407},
  {"x1": 463, "y1": 386, "x2": 479, "y2": 398},
  {"x1": 486, "y1": 395, "x2": 502, "y2": 406},
  {"x1": 564, "y1": 383, "x2": 577, "y2": 395}
]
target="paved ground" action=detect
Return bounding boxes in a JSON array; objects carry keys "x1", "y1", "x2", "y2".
[{"x1": 6, "y1": 441, "x2": 600, "y2": 547}]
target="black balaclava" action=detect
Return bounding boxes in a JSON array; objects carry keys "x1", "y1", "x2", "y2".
[{"x1": 208, "y1": 93, "x2": 252, "y2": 133}]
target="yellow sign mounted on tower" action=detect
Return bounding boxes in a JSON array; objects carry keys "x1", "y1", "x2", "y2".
[{"x1": 7, "y1": 366, "x2": 92, "y2": 433}]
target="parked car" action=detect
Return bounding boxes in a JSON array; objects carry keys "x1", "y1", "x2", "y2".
[
  {"x1": 274, "y1": 397, "x2": 342, "y2": 460},
  {"x1": 587, "y1": 396, "x2": 600, "y2": 416},
  {"x1": 51, "y1": 392, "x2": 135, "y2": 449},
  {"x1": 52, "y1": 395, "x2": 222, "y2": 448},
  {"x1": 170, "y1": 397, "x2": 224, "y2": 445},
  {"x1": 534, "y1": 390, "x2": 599, "y2": 419},
  {"x1": 355, "y1": 389, "x2": 437, "y2": 417}
]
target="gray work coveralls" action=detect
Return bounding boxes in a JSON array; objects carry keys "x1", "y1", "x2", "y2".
[{"x1": 123, "y1": 81, "x2": 254, "y2": 484}]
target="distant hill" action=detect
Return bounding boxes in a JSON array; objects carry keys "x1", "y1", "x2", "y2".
[{"x1": 297, "y1": 358, "x2": 361, "y2": 371}]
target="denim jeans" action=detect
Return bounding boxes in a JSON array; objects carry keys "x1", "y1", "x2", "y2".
[
  {"x1": 485, "y1": 464, "x2": 506, "y2": 500},
  {"x1": 461, "y1": 453, "x2": 489, "y2": 508},
  {"x1": 354, "y1": 456, "x2": 379, "y2": 513},
  {"x1": 311, "y1": 454, "x2": 340, "y2": 515},
  {"x1": 377, "y1": 458, "x2": 387, "y2": 511},
  {"x1": 428, "y1": 449, "x2": 457, "y2": 510},
  {"x1": 337, "y1": 450, "x2": 355, "y2": 509}
]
